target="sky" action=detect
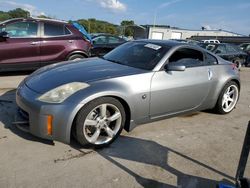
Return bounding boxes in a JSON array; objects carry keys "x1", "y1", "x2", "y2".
[{"x1": 0, "y1": 0, "x2": 249, "y2": 35}]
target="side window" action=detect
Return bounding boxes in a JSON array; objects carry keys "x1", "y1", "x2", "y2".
[
  {"x1": 108, "y1": 36, "x2": 122, "y2": 44},
  {"x1": 214, "y1": 45, "x2": 226, "y2": 54},
  {"x1": 168, "y1": 48, "x2": 204, "y2": 68},
  {"x1": 0, "y1": 25, "x2": 4, "y2": 32},
  {"x1": 206, "y1": 44, "x2": 216, "y2": 51},
  {"x1": 44, "y1": 23, "x2": 69, "y2": 36},
  {"x1": 205, "y1": 53, "x2": 218, "y2": 65},
  {"x1": 226, "y1": 44, "x2": 237, "y2": 53},
  {"x1": 93, "y1": 36, "x2": 107, "y2": 44},
  {"x1": 5, "y1": 21, "x2": 38, "y2": 38}
]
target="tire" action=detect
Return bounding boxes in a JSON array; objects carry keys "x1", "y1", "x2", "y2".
[
  {"x1": 214, "y1": 81, "x2": 239, "y2": 114},
  {"x1": 233, "y1": 58, "x2": 242, "y2": 70},
  {"x1": 75, "y1": 97, "x2": 126, "y2": 147},
  {"x1": 68, "y1": 54, "x2": 85, "y2": 61}
]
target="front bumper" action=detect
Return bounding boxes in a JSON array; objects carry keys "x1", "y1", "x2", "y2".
[{"x1": 16, "y1": 83, "x2": 75, "y2": 143}]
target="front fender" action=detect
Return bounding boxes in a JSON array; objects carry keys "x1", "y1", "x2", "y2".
[{"x1": 64, "y1": 82, "x2": 137, "y2": 143}]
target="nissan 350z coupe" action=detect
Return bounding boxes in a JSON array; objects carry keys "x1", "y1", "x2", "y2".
[{"x1": 16, "y1": 40, "x2": 240, "y2": 147}]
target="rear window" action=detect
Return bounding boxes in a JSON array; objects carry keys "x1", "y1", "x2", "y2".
[
  {"x1": 104, "y1": 41, "x2": 169, "y2": 70},
  {"x1": 44, "y1": 23, "x2": 71, "y2": 36}
]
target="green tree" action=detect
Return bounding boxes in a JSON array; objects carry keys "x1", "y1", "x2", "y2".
[
  {"x1": 8, "y1": 8, "x2": 30, "y2": 18},
  {"x1": 37, "y1": 15, "x2": 52, "y2": 19},
  {"x1": 0, "y1": 11, "x2": 11, "y2": 21},
  {"x1": 121, "y1": 20, "x2": 134, "y2": 36},
  {"x1": 76, "y1": 18, "x2": 118, "y2": 35}
]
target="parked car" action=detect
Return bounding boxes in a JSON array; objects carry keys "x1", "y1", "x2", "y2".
[
  {"x1": 16, "y1": 40, "x2": 240, "y2": 147},
  {"x1": 199, "y1": 43, "x2": 248, "y2": 69},
  {"x1": 0, "y1": 18, "x2": 92, "y2": 72},
  {"x1": 201, "y1": 39, "x2": 220, "y2": 44},
  {"x1": 90, "y1": 33, "x2": 126, "y2": 57},
  {"x1": 239, "y1": 43, "x2": 250, "y2": 67}
]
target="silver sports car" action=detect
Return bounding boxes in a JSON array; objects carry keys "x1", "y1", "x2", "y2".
[{"x1": 16, "y1": 40, "x2": 240, "y2": 147}]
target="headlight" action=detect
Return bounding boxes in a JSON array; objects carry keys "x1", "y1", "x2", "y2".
[{"x1": 38, "y1": 82, "x2": 89, "y2": 103}]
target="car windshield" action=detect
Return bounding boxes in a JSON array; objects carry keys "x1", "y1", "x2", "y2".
[{"x1": 103, "y1": 41, "x2": 169, "y2": 70}]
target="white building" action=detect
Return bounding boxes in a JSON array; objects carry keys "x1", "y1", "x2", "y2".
[
  {"x1": 148, "y1": 26, "x2": 242, "y2": 40},
  {"x1": 131, "y1": 25, "x2": 243, "y2": 40}
]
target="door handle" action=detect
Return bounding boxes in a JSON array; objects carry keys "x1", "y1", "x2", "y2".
[
  {"x1": 208, "y1": 68, "x2": 213, "y2": 80},
  {"x1": 30, "y1": 41, "x2": 39, "y2": 45}
]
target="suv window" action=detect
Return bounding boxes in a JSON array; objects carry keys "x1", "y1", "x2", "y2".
[
  {"x1": 44, "y1": 23, "x2": 70, "y2": 36},
  {"x1": 169, "y1": 48, "x2": 204, "y2": 68},
  {"x1": 205, "y1": 53, "x2": 218, "y2": 65},
  {"x1": 4, "y1": 21, "x2": 38, "y2": 38}
]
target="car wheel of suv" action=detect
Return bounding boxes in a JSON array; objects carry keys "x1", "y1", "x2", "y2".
[
  {"x1": 214, "y1": 81, "x2": 239, "y2": 114},
  {"x1": 68, "y1": 54, "x2": 85, "y2": 61},
  {"x1": 75, "y1": 97, "x2": 126, "y2": 147}
]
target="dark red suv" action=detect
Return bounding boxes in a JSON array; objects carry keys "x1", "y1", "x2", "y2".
[{"x1": 0, "y1": 18, "x2": 92, "y2": 72}]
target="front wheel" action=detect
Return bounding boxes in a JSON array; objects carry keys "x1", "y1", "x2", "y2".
[
  {"x1": 214, "y1": 81, "x2": 239, "y2": 114},
  {"x1": 75, "y1": 97, "x2": 126, "y2": 147}
]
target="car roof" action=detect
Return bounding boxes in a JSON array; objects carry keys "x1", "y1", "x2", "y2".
[{"x1": 0, "y1": 17, "x2": 68, "y2": 25}]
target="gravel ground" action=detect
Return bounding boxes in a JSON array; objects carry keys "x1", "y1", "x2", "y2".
[{"x1": 0, "y1": 68, "x2": 249, "y2": 188}]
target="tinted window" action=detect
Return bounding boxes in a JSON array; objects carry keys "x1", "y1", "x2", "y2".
[
  {"x1": 200, "y1": 43, "x2": 216, "y2": 51},
  {"x1": 226, "y1": 44, "x2": 237, "y2": 53},
  {"x1": 93, "y1": 36, "x2": 107, "y2": 44},
  {"x1": 246, "y1": 45, "x2": 250, "y2": 51},
  {"x1": 4, "y1": 21, "x2": 38, "y2": 37},
  {"x1": 214, "y1": 45, "x2": 226, "y2": 54},
  {"x1": 108, "y1": 36, "x2": 123, "y2": 44},
  {"x1": 205, "y1": 53, "x2": 218, "y2": 65},
  {"x1": 104, "y1": 41, "x2": 169, "y2": 70},
  {"x1": 0, "y1": 25, "x2": 4, "y2": 32},
  {"x1": 44, "y1": 23, "x2": 69, "y2": 36},
  {"x1": 169, "y1": 48, "x2": 204, "y2": 67}
]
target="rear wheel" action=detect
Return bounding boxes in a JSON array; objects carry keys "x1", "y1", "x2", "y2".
[
  {"x1": 68, "y1": 54, "x2": 85, "y2": 61},
  {"x1": 75, "y1": 97, "x2": 125, "y2": 147},
  {"x1": 214, "y1": 81, "x2": 239, "y2": 114}
]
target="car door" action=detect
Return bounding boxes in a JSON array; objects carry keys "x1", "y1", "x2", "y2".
[
  {"x1": 150, "y1": 47, "x2": 212, "y2": 118},
  {"x1": 91, "y1": 35, "x2": 108, "y2": 57},
  {"x1": 39, "y1": 22, "x2": 72, "y2": 66},
  {"x1": 0, "y1": 20, "x2": 40, "y2": 70}
]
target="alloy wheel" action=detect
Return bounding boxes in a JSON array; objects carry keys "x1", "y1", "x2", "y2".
[
  {"x1": 83, "y1": 103, "x2": 122, "y2": 145},
  {"x1": 222, "y1": 85, "x2": 239, "y2": 113}
]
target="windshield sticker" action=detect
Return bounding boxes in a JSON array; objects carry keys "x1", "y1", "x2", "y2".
[{"x1": 144, "y1": 43, "x2": 162, "y2": 50}]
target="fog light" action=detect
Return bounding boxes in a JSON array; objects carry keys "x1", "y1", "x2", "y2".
[{"x1": 47, "y1": 115, "x2": 53, "y2": 135}]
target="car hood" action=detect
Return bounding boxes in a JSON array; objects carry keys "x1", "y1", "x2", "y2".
[{"x1": 24, "y1": 58, "x2": 146, "y2": 93}]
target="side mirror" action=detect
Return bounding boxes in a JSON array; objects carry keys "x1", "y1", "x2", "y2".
[
  {"x1": 164, "y1": 64, "x2": 186, "y2": 71},
  {"x1": 0, "y1": 31, "x2": 9, "y2": 39}
]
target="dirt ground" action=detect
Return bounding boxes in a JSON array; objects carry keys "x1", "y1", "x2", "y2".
[{"x1": 0, "y1": 69, "x2": 249, "y2": 188}]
